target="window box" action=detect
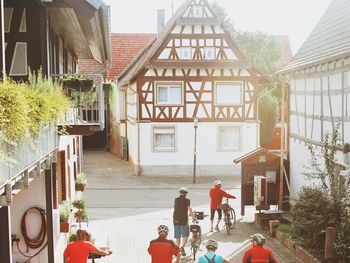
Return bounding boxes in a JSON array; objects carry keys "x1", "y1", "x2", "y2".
[
  {"x1": 156, "y1": 82, "x2": 183, "y2": 105},
  {"x1": 152, "y1": 126, "x2": 176, "y2": 152},
  {"x1": 215, "y1": 82, "x2": 243, "y2": 106},
  {"x1": 217, "y1": 126, "x2": 241, "y2": 151}
]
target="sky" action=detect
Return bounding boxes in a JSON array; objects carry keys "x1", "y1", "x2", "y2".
[{"x1": 104, "y1": 0, "x2": 333, "y2": 54}]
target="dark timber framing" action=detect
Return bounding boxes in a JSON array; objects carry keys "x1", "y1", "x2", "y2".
[
  {"x1": 0, "y1": 206, "x2": 12, "y2": 263},
  {"x1": 45, "y1": 164, "x2": 55, "y2": 263}
]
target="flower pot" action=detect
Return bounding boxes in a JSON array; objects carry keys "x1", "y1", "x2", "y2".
[
  {"x1": 80, "y1": 80, "x2": 93, "y2": 89},
  {"x1": 60, "y1": 221, "x2": 70, "y2": 233},
  {"x1": 75, "y1": 184, "x2": 85, "y2": 192},
  {"x1": 63, "y1": 79, "x2": 80, "y2": 88}
]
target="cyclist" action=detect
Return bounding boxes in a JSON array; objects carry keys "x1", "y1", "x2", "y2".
[
  {"x1": 242, "y1": 233, "x2": 278, "y2": 263},
  {"x1": 148, "y1": 225, "x2": 180, "y2": 263},
  {"x1": 173, "y1": 187, "x2": 194, "y2": 256},
  {"x1": 64, "y1": 229, "x2": 110, "y2": 263},
  {"x1": 209, "y1": 180, "x2": 236, "y2": 232},
  {"x1": 198, "y1": 239, "x2": 229, "y2": 263}
]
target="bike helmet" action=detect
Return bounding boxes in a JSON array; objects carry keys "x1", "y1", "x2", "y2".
[
  {"x1": 251, "y1": 233, "x2": 265, "y2": 246},
  {"x1": 206, "y1": 239, "x2": 218, "y2": 250},
  {"x1": 179, "y1": 187, "x2": 188, "y2": 194},
  {"x1": 213, "y1": 180, "x2": 222, "y2": 186},
  {"x1": 157, "y1": 225, "x2": 169, "y2": 234}
]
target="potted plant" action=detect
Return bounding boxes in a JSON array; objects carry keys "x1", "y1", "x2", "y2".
[
  {"x1": 72, "y1": 198, "x2": 86, "y2": 210},
  {"x1": 59, "y1": 202, "x2": 71, "y2": 233},
  {"x1": 75, "y1": 173, "x2": 87, "y2": 192}
]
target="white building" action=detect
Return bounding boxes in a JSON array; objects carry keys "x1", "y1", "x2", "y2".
[
  {"x1": 280, "y1": 0, "x2": 350, "y2": 198},
  {"x1": 116, "y1": 0, "x2": 272, "y2": 176}
]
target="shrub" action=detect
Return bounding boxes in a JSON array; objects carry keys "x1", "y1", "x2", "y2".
[
  {"x1": 75, "y1": 173, "x2": 87, "y2": 191},
  {"x1": 59, "y1": 202, "x2": 71, "y2": 222},
  {"x1": 336, "y1": 206, "x2": 350, "y2": 262},
  {"x1": 291, "y1": 187, "x2": 332, "y2": 250}
]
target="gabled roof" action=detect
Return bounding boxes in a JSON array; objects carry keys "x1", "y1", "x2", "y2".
[
  {"x1": 117, "y1": 0, "x2": 272, "y2": 86},
  {"x1": 273, "y1": 35, "x2": 293, "y2": 66},
  {"x1": 233, "y1": 148, "x2": 280, "y2": 164},
  {"x1": 280, "y1": 0, "x2": 350, "y2": 73},
  {"x1": 108, "y1": 33, "x2": 156, "y2": 80}
]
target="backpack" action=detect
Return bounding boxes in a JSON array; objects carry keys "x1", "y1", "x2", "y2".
[{"x1": 204, "y1": 254, "x2": 216, "y2": 263}]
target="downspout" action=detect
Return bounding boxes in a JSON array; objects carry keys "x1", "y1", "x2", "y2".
[
  {"x1": 137, "y1": 84, "x2": 141, "y2": 176},
  {"x1": 256, "y1": 82, "x2": 278, "y2": 148}
]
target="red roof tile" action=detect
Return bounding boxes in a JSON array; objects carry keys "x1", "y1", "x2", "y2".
[
  {"x1": 273, "y1": 35, "x2": 293, "y2": 66},
  {"x1": 107, "y1": 33, "x2": 156, "y2": 80}
]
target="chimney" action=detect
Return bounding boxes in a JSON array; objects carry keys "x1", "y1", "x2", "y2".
[{"x1": 157, "y1": 9, "x2": 165, "y2": 36}]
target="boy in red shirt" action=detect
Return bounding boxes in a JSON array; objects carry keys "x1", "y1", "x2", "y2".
[
  {"x1": 148, "y1": 225, "x2": 180, "y2": 263},
  {"x1": 210, "y1": 180, "x2": 236, "y2": 232},
  {"x1": 64, "y1": 229, "x2": 110, "y2": 263}
]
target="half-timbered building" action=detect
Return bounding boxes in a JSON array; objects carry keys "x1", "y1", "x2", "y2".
[
  {"x1": 0, "y1": 1, "x2": 111, "y2": 262},
  {"x1": 116, "y1": 0, "x2": 271, "y2": 176},
  {"x1": 280, "y1": 0, "x2": 350, "y2": 198}
]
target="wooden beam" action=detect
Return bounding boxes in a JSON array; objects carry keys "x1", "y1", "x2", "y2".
[
  {"x1": 0, "y1": 206, "x2": 12, "y2": 263},
  {"x1": 45, "y1": 166, "x2": 55, "y2": 263},
  {"x1": 40, "y1": 5, "x2": 49, "y2": 76},
  {"x1": 0, "y1": 184, "x2": 12, "y2": 206},
  {"x1": 176, "y1": 17, "x2": 220, "y2": 25},
  {"x1": 0, "y1": 0, "x2": 5, "y2": 79},
  {"x1": 147, "y1": 60, "x2": 251, "y2": 69}
]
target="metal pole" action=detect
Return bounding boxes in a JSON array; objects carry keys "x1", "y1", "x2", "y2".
[
  {"x1": 279, "y1": 82, "x2": 286, "y2": 209},
  {"x1": 193, "y1": 126, "x2": 197, "y2": 184}
]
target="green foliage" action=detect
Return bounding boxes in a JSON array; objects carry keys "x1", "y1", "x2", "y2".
[
  {"x1": 62, "y1": 74, "x2": 87, "y2": 81},
  {"x1": 71, "y1": 88, "x2": 97, "y2": 107},
  {"x1": 291, "y1": 187, "x2": 332, "y2": 250},
  {"x1": 259, "y1": 89, "x2": 278, "y2": 146},
  {"x1": 75, "y1": 172, "x2": 87, "y2": 188},
  {"x1": 211, "y1": 1, "x2": 235, "y2": 32},
  {"x1": 59, "y1": 201, "x2": 72, "y2": 222},
  {"x1": 72, "y1": 198, "x2": 86, "y2": 210},
  {"x1": 336, "y1": 206, "x2": 350, "y2": 261},
  {"x1": 278, "y1": 223, "x2": 294, "y2": 238}
]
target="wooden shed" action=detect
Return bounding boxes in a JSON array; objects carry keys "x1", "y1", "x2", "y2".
[{"x1": 234, "y1": 148, "x2": 289, "y2": 216}]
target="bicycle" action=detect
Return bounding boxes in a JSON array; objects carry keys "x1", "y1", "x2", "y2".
[
  {"x1": 88, "y1": 249, "x2": 112, "y2": 263},
  {"x1": 221, "y1": 198, "x2": 236, "y2": 235},
  {"x1": 189, "y1": 211, "x2": 204, "y2": 261}
]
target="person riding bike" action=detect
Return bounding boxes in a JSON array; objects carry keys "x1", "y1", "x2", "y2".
[
  {"x1": 198, "y1": 239, "x2": 229, "y2": 263},
  {"x1": 148, "y1": 225, "x2": 180, "y2": 263},
  {"x1": 242, "y1": 233, "x2": 278, "y2": 263},
  {"x1": 64, "y1": 229, "x2": 110, "y2": 263},
  {"x1": 173, "y1": 187, "x2": 194, "y2": 256},
  {"x1": 209, "y1": 180, "x2": 236, "y2": 232}
]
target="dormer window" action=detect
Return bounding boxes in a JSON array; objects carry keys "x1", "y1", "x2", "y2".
[
  {"x1": 192, "y1": 6, "x2": 204, "y2": 17},
  {"x1": 180, "y1": 47, "x2": 192, "y2": 60}
]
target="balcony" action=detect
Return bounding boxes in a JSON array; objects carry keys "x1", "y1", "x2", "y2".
[
  {"x1": 54, "y1": 74, "x2": 106, "y2": 136},
  {"x1": 0, "y1": 124, "x2": 57, "y2": 205}
]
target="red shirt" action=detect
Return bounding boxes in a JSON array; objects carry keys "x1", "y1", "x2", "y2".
[
  {"x1": 64, "y1": 241, "x2": 97, "y2": 263},
  {"x1": 148, "y1": 237, "x2": 180, "y2": 263},
  {"x1": 242, "y1": 245, "x2": 278, "y2": 263},
  {"x1": 210, "y1": 186, "x2": 235, "y2": 209}
]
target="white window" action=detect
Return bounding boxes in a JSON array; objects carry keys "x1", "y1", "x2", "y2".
[
  {"x1": 204, "y1": 47, "x2": 216, "y2": 59},
  {"x1": 180, "y1": 47, "x2": 192, "y2": 59},
  {"x1": 156, "y1": 83, "x2": 182, "y2": 105},
  {"x1": 218, "y1": 126, "x2": 241, "y2": 151},
  {"x1": 153, "y1": 126, "x2": 176, "y2": 151},
  {"x1": 192, "y1": 6, "x2": 204, "y2": 17},
  {"x1": 4, "y1": 8, "x2": 13, "y2": 32},
  {"x1": 9, "y1": 42, "x2": 27, "y2": 76},
  {"x1": 215, "y1": 82, "x2": 242, "y2": 105}
]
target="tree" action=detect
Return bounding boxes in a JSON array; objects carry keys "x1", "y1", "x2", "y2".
[{"x1": 258, "y1": 90, "x2": 278, "y2": 147}]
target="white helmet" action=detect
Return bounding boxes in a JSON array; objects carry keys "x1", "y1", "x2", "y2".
[
  {"x1": 157, "y1": 225, "x2": 169, "y2": 234},
  {"x1": 251, "y1": 233, "x2": 265, "y2": 246},
  {"x1": 213, "y1": 180, "x2": 222, "y2": 186},
  {"x1": 179, "y1": 187, "x2": 188, "y2": 194},
  {"x1": 206, "y1": 239, "x2": 218, "y2": 250}
]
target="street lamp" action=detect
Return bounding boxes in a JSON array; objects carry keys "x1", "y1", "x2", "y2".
[{"x1": 193, "y1": 118, "x2": 199, "y2": 184}]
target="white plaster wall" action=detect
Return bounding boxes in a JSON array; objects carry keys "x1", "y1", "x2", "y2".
[{"x1": 139, "y1": 122, "x2": 257, "y2": 167}]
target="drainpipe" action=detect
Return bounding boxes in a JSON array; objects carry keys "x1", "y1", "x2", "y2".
[{"x1": 137, "y1": 85, "x2": 141, "y2": 176}]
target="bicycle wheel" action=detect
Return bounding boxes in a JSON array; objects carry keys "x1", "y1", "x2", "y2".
[
  {"x1": 191, "y1": 241, "x2": 197, "y2": 260},
  {"x1": 224, "y1": 213, "x2": 231, "y2": 235},
  {"x1": 230, "y1": 208, "x2": 236, "y2": 229}
]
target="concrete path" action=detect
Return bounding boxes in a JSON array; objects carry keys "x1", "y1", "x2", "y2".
[{"x1": 82, "y1": 149, "x2": 301, "y2": 263}]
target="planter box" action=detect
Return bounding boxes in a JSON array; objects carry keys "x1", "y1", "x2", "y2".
[
  {"x1": 276, "y1": 230, "x2": 321, "y2": 263},
  {"x1": 80, "y1": 80, "x2": 93, "y2": 88},
  {"x1": 75, "y1": 184, "x2": 85, "y2": 192},
  {"x1": 60, "y1": 221, "x2": 70, "y2": 233},
  {"x1": 63, "y1": 79, "x2": 80, "y2": 88}
]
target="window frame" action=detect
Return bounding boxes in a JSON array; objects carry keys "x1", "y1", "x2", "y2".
[
  {"x1": 192, "y1": 5, "x2": 204, "y2": 17},
  {"x1": 180, "y1": 47, "x2": 192, "y2": 60},
  {"x1": 9, "y1": 42, "x2": 28, "y2": 76},
  {"x1": 214, "y1": 81, "x2": 243, "y2": 106},
  {"x1": 217, "y1": 125, "x2": 242, "y2": 152},
  {"x1": 155, "y1": 82, "x2": 183, "y2": 106},
  {"x1": 152, "y1": 126, "x2": 177, "y2": 152},
  {"x1": 204, "y1": 47, "x2": 216, "y2": 60}
]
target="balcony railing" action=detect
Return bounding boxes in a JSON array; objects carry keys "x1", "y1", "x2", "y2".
[{"x1": 0, "y1": 124, "x2": 57, "y2": 189}]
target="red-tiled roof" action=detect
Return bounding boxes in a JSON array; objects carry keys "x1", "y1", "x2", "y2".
[
  {"x1": 107, "y1": 33, "x2": 156, "y2": 80},
  {"x1": 273, "y1": 35, "x2": 293, "y2": 66}
]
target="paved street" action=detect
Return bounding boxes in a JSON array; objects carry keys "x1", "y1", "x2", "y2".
[{"x1": 82, "y1": 150, "x2": 301, "y2": 262}]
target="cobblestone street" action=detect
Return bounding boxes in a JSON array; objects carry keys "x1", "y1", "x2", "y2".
[{"x1": 83, "y1": 150, "x2": 301, "y2": 262}]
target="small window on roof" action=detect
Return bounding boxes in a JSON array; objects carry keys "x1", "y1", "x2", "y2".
[{"x1": 192, "y1": 6, "x2": 204, "y2": 17}]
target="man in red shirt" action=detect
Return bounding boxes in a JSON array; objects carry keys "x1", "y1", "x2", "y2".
[
  {"x1": 148, "y1": 225, "x2": 180, "y2": 263},
  {"x1": 210, "y1": 180, "x2": 236, "y2": 232},
  {"x1": 242, "y1": 233, "x2": 278, "y2": 263},
  {"x1": 64, "y1": 229, "x2": 110, "y2": 263}
]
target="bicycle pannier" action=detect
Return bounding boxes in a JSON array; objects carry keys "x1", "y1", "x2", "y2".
[{"x1": 194, "y1": 211, "x2": 204, "y2": 220}]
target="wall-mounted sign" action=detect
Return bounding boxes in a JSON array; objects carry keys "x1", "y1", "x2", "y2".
[{"x1": 259, "y1": 155, "x2": 266, "y2": 162}]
